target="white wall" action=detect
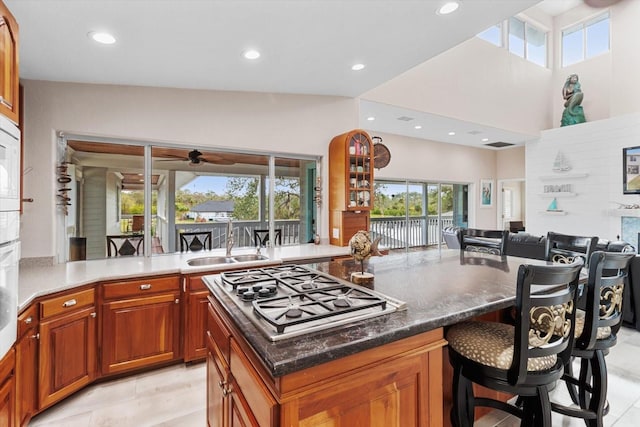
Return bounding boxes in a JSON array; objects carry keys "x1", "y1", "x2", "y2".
[
  {"x1": 363, "y1": 1, "x2": 639, "y2": 137},
  {"x1": 361, "y1": 33, "x2": 553, "y2": 136},
  {"x1": 22, "y1": 80, "x2": 511, "y2": 259},
  {"x1": 21, "y1": 80, "x2": 357, "y2": 259},
  {"x1": 526, "y1": 112, "x2": 640, "y2": 243},
  {"x1": 363, "y1": 131, "x2": 507, "y2": 229}
]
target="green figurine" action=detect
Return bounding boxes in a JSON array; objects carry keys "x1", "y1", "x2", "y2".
[{"x1": 561, "y1": 74, "x2": 586, "y2": 126}]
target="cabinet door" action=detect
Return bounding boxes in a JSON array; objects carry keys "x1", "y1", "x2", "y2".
[
  {"x1": 229, "y1": 339, "x2": 277, "y2": 427},
  {"x1": 282, "y1": 351, "x2": 440, "y2": 427},
  {"x1": 38, "y1": 306, "x2": 97, "y2": 409},
  {"x1": 0, "y1": 1, "x2": 19, "y2": 124},
  {"x1": 15, "y1": 304, "x2": 37, "y2": 426},
  {"x1": 102, "y1": 292, "x2": 180, "y2": 375},
  {"x1": 0, "y1": 348, "x2": 15, "y2": 427},
  {"x1": 206, "y1": 332, "x2": 229, "y2": 427},
  {"x1": 15, "y1": 333, "x2": 37, "y2": 425},
  {"x1": 184, "y1": 275, "x2": 210, "y2": 362}
]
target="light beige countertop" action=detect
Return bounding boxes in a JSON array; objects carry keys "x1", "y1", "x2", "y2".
[{"x1": 18, "y1": 243, "x2": 350, "y2": 310}]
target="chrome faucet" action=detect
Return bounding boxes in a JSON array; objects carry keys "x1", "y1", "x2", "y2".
[{"x1": 225, "y1": 219, "x2": 234, "y2": 257}]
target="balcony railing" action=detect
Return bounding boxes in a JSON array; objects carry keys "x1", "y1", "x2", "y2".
[
  {"x1": 370, "y1": 215, "x2": 454, "y2": 250},
  {"x1": 175, "y1": 220, "x2": 302, "y2": 251},
  {"x1": 123, "y1": 215, "x2": 453, "y2": 252}
]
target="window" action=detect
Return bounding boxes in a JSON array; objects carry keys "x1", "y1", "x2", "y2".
[
  {"x1": 562, "y1": 12, "x2": 610, "y2": 67},
  {"x1": 509, "y1": 17, "x2": 547, "y2": 67},
  {"x1": 503, "y1": 188, "x2": 513, "y2": 220},
  {"x1": 477, "y1": 23, "x2": 502, "y2": 47}
]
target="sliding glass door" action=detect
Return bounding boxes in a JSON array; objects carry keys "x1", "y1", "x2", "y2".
[{"x1": 373, "y1": 180, "x2": 468, "y2": 250}]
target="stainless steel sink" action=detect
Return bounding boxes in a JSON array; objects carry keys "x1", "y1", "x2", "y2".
[
  {"x1": 232, "y1": 254, "x2": 269, "y2": 262},
  {"x1": 187, "y1": 254, "x2": 269, "y2": 266},
  {"x1": 187, "y1": 256, "x2": 236, "y2": 266}
]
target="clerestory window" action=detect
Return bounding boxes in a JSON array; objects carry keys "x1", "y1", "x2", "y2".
[{"x1": 562, "y1": 12, "x2": 610, "y2": 67}]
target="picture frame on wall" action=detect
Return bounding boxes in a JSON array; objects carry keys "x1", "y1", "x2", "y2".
[{"x1": 480, "y1": 179, "x2": 493, "y2": 207}]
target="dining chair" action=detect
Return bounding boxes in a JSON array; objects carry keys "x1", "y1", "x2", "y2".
[
  {"x1": 179, "y1": 231, "x2": 212, "y2": 252},
  {"x1": 460, "y1": 228, "x2": 508, "y2": 255},
  {"x1": 551, "y1": 251, "x2": 634, "y2": 426},
  {"x1": 253, "y1": 229, "x2": 282, "y2": 247},
  {"x1": 446, "y1": 259, "x2": 583, "y2": 426},
  {"x1": 106, "y1": 234, "x2": 144, "y2": 257},
  {"x1": 545, "y1": 231, "x2": 598, "y2": 266}
]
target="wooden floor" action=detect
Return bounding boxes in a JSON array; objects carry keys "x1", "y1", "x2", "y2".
[{"x1": 28, "y1": 327, "x2": 640, "y2": 426}]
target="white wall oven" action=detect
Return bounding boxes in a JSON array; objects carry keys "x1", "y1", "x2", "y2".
[{"x1": 0, "y1": 114, "x2": 20, "y2": 360}]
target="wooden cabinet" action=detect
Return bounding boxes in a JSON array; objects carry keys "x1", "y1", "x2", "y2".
[
  {"x1": 184, "y1": 274, "x2": 211, "y2": 363},
  {"x1": 329, "y1": 210, "x2": 370, "y2": 246},
  {"x1": 0, "y1": 348, "x2": 15, "y2": 427},
  {"x1": 38, "y1": 288, "x2": 97, "y2": 410},
  {"x1": 329, "y1": 129, "x2": 373, "y2": 246},
  {"x1": 15, "y1": 304, "x2": 37, "y2": 426},
  {"x1": 206, "y1": 299, "x2": 277, "y2": 427},
  {"x1": 0, "y1": 1, "x2": 19, "y2": 124},
  {"x1": 329, "y1": 129, "x2": 374, "y2": 212},
  {"x1": 207, "y1": 295, "x2": 445, "y2": 427},
  {"x1": 207, "y1": 302, "x2": 230, "y2": 427},
  {"x1": 101, "y1": 275, "x2": 181, "y2": 375}
]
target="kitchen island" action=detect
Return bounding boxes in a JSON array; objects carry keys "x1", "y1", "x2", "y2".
[{"x1": 202, "y1": 249, "x2": 550, "y2": 426}]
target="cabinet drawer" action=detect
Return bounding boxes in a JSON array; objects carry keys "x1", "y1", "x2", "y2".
[
  {"x1": 18, "y1": 304, "x2": 38, "y2": 338},
  {"x1": 188, "y1": 275, "x2": 207, "y2": 292},
  {"x1": 40, "y1": 288, "x2": 95, "y2": 320},
  {"x1": 103, "y1": 276, "x2": 180, "y2": 300}
]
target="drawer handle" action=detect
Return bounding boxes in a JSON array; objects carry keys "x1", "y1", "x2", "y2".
[
  {"x1": 62, "y1": 299, "x2": 77, "y2": 307},
  {"x1": 140, "y1": 284, "x2": 152, "y2": 290},
  {"x1": 91, "y1": 312, "x2": 97, "y2": 318},
  {"x1": 24, "y1": 316, "x2": 33, "y2": 324}
]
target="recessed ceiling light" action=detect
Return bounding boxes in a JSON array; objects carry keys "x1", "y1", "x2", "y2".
[
  {"x1": 243, "y1": 49, "x2": 261, "y2": 60},
  {"x1": 88, "y1": 31, "x2": 116, "y2": 45},
  {"x1": 414, "y1": 125, "x2": 422, "y2": 129},
  {"x1": 481, "y1": 138, "x2": 489, "y2": 142},
  {"x1": 437, "y1": 1, "x2": 460, "y2": 15},
  {"x1": 367, "y1": 116, "x2": 375, "y2": 121},
  {"x1": 448, "y1": 131, "x2": 456, "y2": 136},
  {"x1": 352, "y1": 63, "x2": 366, "y2": 71}
]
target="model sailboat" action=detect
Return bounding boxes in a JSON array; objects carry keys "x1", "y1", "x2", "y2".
[{"x1": 552, "y1": 151, "x2": 572, "y2": 172}]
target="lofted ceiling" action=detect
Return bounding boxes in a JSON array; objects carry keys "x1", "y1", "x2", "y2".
[{"x1": 8, "y1": 0, "x2": 593, "y2": 148}]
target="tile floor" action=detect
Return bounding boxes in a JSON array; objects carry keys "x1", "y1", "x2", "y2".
[{"x1": 29, "y1": 326, "x2": 640, "y2": 426}]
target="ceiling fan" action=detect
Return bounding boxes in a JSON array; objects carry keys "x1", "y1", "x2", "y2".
[
  {"x1": 583, "y1": 0, "x2": 623, "y2": 6},
  {"x1": 157, "y1": 149, "x2": 235, "y2": 166}
]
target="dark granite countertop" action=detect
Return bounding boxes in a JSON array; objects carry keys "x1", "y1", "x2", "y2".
[{"x1": 203, "y1": 249, "x2": 551, "y2": 377}]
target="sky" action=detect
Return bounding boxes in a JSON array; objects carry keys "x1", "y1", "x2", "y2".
[{"x1": 181, "y1": 175, "x2": 229, "y2": 194}]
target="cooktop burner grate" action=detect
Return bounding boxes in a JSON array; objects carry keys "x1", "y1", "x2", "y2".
[{"x1": 214, "y1": 264, "x2": 404, "y2": 341}]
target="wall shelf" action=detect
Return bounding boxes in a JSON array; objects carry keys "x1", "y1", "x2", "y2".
[
  {"x1": 607, "y1": 209, "x2": 640, "y2": 217},
  {"x1": 539, "y1": 173, "x2": 588, "y2": 181},
  {"x1": 538, "y1": 192, "x2": 577, "y2": 198},
  {"x1": 539, "y1": 210, "x2": 568, "y2": 216}
]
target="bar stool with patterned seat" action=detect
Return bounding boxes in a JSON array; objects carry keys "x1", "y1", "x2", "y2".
[
  {"x1": 545, "y1": 231, "x2": 598, "y2": 266},
  {"x1": 446, "y1": 259, "x2": 583, "y2": 427},
  {"x1": 551, "y1": 251, "x2": 634, "y2": 426}
]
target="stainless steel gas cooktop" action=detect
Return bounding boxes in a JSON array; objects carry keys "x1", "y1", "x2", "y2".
[{"x1": 212, "y1": 264, "x2": 406, "y2": 341}]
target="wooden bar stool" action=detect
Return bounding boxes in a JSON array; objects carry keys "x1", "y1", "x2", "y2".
[
  {"x1": 446, "y1": 259, "x2": 583, "y2": 426},
  {"x1": 545, "y1": 231, "x2": 598, "y2": 266},
  {"x1": 551, "y1": 251, "x2": 634, "y2": 426}
]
